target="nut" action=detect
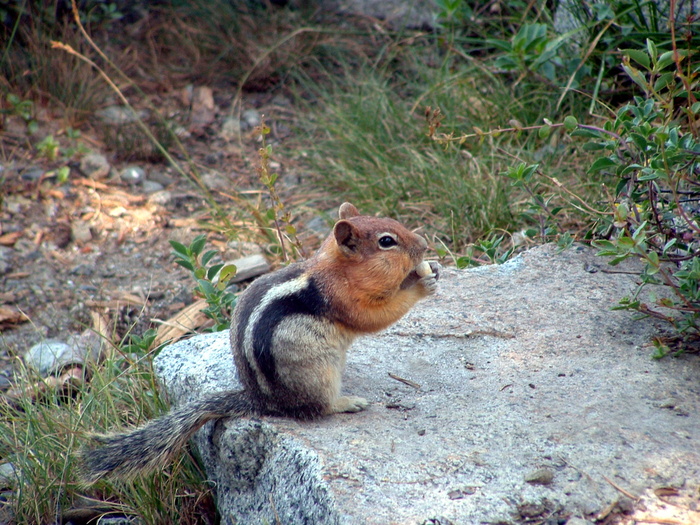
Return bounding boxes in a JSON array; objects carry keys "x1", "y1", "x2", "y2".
[{"x1": 416, "y1": 261, "x2": 432, "y2": 277}]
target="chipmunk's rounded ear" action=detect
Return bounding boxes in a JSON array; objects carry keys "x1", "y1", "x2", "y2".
[
  {"x1": 338, "y1": 202, "x2": 360, "y2": 219},
  {"x1": 334, "y1": 220, "x2": 360, "y2": 256}
]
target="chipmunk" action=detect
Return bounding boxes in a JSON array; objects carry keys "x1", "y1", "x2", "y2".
[{"x1": 81, "y1": 202, "x2": 439, "y2": 482}]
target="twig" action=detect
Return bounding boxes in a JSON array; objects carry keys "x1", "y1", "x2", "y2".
[
  {"x1": 388, "y1": 373, "x2": 421, "y2": 390},
  {"x1": 602, "y1": 474, "x2": 639, "y2": 500}
]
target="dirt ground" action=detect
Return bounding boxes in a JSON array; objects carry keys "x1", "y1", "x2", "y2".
[{"x1": 0, "y1": 87, "x2": 325, "y2": 385}]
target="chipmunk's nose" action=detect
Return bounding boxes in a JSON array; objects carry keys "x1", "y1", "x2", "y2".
[{"x1": 417, "y1": 234, "x2": 427, "y2": 249}]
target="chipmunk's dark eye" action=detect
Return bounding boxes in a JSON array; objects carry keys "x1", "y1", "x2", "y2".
[{"x1": 378, "y1": 235, "x2": 398, "y2": 249}]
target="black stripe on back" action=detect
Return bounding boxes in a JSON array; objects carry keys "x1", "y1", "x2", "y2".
[
  {"x1": 252, "y1": 275, "x2": 327, "y2": 383},
  {"x1": 233, "y1": 263, "x2": 306, "y2": 358}
]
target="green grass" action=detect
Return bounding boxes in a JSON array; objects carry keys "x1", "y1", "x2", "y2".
[
  {"x1": 0, "y1": 345, "x2": 215, "y2": 524},
  {"x1": 292, "y1": 33, "x2": 599, "y2": 250}
]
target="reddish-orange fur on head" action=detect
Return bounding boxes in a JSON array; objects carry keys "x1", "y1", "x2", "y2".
[{"x1": 310, "y1": 203, "x2": 429, "y2": 333}]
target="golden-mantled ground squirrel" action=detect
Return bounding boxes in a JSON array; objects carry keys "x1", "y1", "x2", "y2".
[{"x1": 82, "y1": 203, "x2": 439, "y2": 481}]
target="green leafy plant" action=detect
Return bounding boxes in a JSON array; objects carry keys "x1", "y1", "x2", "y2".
[
  {"x1": 254, "y1": 122, "x2": 306, "y2": 261},
  {"x1": 584, "y1": 41, "x2": 700, "y2": 348},
  {"x1": 2, "y1": 93, "x2": 38, "y2": 133},
  {"x1": 170, "y1": 235, "x2": 238, "y2": 332},
  {"x1": 35, "y1": 134, "x2": 60, "y2": 161}
]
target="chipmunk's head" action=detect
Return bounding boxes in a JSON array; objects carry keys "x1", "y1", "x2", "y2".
[{"x1": 326, "y1": 203, "x2": 427, "y2": 287}]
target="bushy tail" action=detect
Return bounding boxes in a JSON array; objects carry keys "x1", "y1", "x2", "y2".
[{"x1": 80, "y1": 390, "x2": 253, "y2": 483}]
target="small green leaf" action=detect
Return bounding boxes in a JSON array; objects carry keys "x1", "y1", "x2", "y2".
[
  {"x1": 197, "y1": 279, "x2": 216, "y2": 296},
  {"x1": 623, "y1": 48, "x2": 650, "y2": 70},
  {"x1": 201, "y1": 249, "x2": 218, "y2": 266},
  {"x1": 218, "y1": 264, "x2": 238, "y2": 283},
  {"x1": 538, "y1": 124, "x2": 552, "y2": 139},
  {"x1": 174, "y1": 259, "x2": 195, "y2": 272},
  {"x1": 653, "y1": 72, "x2": 674, "y2": 91},
  {"x1": 170, "y1": 240, "x2": 190, "y2": 257},
  {"x1": 190, "y1": 235, "x2": 207, "y2": 256},
  {"x1": 622, "y1": 62, "x2": 649, "y2": 92},
  {"x1": 587, "y1": 156, "x2": 616, "y2": 173},
  {"x1": 207, "y1": 263, "x2": 225, "y2": 281},
  {"x1": 657, "y1": 50, "x2": 679, "y2": 71},
  {"x1": 563, "y1": 115, "x2": 578, "y2": 132},
  {"x1": 646, "y1": 39, "x2": 658, "y2": 64},
  {"x1": 582, "y1": 142, "x2": 607, "y2": 151},
  {"x1": 56, "y1": 166, "x2": 70, "y2": 183}
]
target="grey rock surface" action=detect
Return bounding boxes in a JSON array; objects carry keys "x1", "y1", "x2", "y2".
[{"x1": 154, "y1": 244, "x2": 700, "y2": 524}]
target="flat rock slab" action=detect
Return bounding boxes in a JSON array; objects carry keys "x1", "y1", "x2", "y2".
[{"x1": 154, "y1": 244, "x2": 700, "y2": 524}]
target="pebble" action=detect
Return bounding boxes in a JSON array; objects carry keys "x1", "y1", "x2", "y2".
[
  {"x1": 141, "y1": 180, "x2": 164, "y2": 194},
  {"x1": 0, "y1": 463, "x2": 17, "y2": 488},
  {"x1": 95, "y1": 106, "x2": 147, "y2": 125},
  {"x1": 20, "y1": 166, "x2": 44, "y2": 181},
  {"x1": 79, "y1": 153, "x2": 111, "y2": 180},
  {"x1": 120, "y1": 165, "x2": 145, "y2": 185},
  {"x1": 190, "y1": 86, "x2": 216, "y2": 129},
  {"x1": 242, "y1": 108, "x2": 261, "y2": 129},
  {"x1": 24, "y1": 340, "x2": 74, "y2": 376},
  {"x1": 524, "y1": 468, "x2": 555, "y2": 485},
  {"x1": 24, "y1": 332, "x2": 104, "y2": 376},
  {"x1": 220, "y1": 116, "x2": 242, "y2": 140},
  {"x1": 0, "y1": 371, "x2": 12, "y2": 390},
  {"x1": 147, "y1": 170, "x2": 174, "y2": 187},
  {"x1": 201, "y1": 171, "x2": 229, "y2": 191},
  {"x1": 0, "y1": 247, "x2": 13, "y2": 276},
  {"x1": 70, "y1": 263, "x2": 94, "y2": 276},
  {"x1": 147, "y1": 190, "x2": 174, "y2": 206},
  {"x1": 226, "y1": 254, "x2": 271, "y2": 283},
  {"x1": 71, "y1": 222, "x2": 93, "y2": 244}
]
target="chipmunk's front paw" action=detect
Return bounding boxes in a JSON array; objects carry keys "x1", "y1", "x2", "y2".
[
  {"x1": 416, "y1": 261, "x2": 440, "y2": 295},
  {"x1": 332, "y1": 395, "x2": 369, "y2": 414}
]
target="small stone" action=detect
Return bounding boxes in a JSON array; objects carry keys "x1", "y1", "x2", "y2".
[
  {"x1": 79, "y1": 153, "x2": 111, "y2": 180},
  {"x1": 20, "y1": 166, "x2": 44, "y2": 181},
  {"x1": 271, "y1": 94, "x2": 291, "y2": 106},
  {"x1": 190, "y1": 86, "x2": 216, "y2": 130},
  {"x1": 120, "y1": 165, "x2": 145, "y2": 185},
  {"x1": 525, "y1": 468, "x2": 555, "y2": 485},
  {"x1": 71, "y1": 222, "x2": 93, "y2": 244},
  {"x1": 141, "y1": 180, "x2": 164, "y2": 194},
  {"x1": 227, "y1": 254, "x2": 271, "y2": 283},
  {"x1": 147, "y1": 170, "x2": 175, "y2": 187},
  {"x1": 24, "y1": 332, "x2": 103, "y2": 377},
  {"x1": 242, "y1": 108, "x2": 261, "y2": 129},
  {"x1": 66, "y1": 329, "x2": 105, "y2": 365},
  {"x1": 0, "y1": 247, "x2": 12, "y2": 276},
  {"x1": 220, "y1": 117, "x2": 242, "y2": 140},
  {"x1": 204, "y1": 152, "x2": 222, "y2": 166},
  {"x1": 147, "y1": 190, "x2": 174, "y2": 206},
  {"x1": 0, "y1": 463, "x2": 17, "y2": 488},
  {"x1": 201, "y1": 171, "x2": 229, "y2": 191},
  {"x1": 24, "y1": 340, "x2": 74, "y2": 376},
  {"x1": 95, "y1": 106, "x2": 147, "y2": 125}
]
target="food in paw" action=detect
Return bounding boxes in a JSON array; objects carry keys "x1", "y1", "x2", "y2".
[{"x1": 416, "y1": 261, "x2": 433, "y2": 277}]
